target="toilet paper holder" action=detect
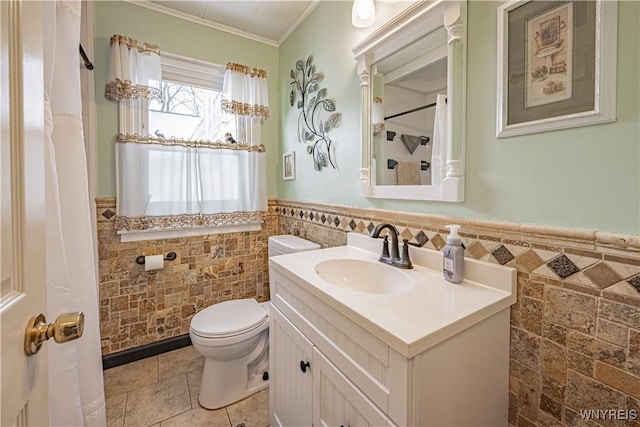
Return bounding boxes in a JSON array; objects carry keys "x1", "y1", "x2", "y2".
[{"x1": 135, "y1": 252, "x2": 177, "y2": 265}]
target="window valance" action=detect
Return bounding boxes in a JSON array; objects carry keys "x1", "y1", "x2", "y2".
[
  {"x1": 105, "y1": 34, "x2": 162, "y2": 101},
  {"x1": 222, "y1": 62, "x2": 270, "y2": 119}
]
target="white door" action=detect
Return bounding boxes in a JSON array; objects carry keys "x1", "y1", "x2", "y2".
[
  {"x1": 269, "y1": 306, "x2": 314, "y2": 427},
  {"x1": 0, "y1": 1, "x2": 50, "y2": 425}
]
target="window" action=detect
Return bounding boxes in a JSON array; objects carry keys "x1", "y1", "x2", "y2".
[
  {"x1": 148, "y1": 81, "x2": 235, "y2": 141},
  {"x1": 145, "y1": 56, "x2": 244, "y2": 142},
  {"x1": 115, "y1": 53, "x2": 266, "y2": 241}
]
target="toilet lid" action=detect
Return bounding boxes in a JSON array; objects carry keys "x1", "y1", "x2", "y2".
[{"x1": 190, "y1": 299, "x2": 267, "y2": 338}]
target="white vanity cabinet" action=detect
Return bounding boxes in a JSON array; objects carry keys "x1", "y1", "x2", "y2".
[
  {"x1": 312, "y1": 347, "x2": 395, "y2": 427},
  {"x1": 270, "y1": 306, "x2": 313, "y2": 427},
  {"x1": 269, "y1": 259, "x2": 513, "y2": 427},
  {"x1": 270, "y1": 306, "x2": 394, "y2": 427}
]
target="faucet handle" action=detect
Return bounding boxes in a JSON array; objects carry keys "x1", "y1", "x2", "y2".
[
  {"x1": 399, "y1": 239, "x2": 414, "y2": 269},
  {"x1": 380, "y1": 235, "x2": 390, "y2": 258}
]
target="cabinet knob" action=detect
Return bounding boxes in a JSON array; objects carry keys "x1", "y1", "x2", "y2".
[{"x1": 300, "y1": 360, "x2": 310, "y2": 373}]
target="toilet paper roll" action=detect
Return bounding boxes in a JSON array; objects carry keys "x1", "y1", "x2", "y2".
[{"x1": 144, "y1": 254, "x2": 164, "y2": 271}]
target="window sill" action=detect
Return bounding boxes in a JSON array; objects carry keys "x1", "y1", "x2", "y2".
[{"x1": 117, "y1": 223, "x2": 261, "y2": 242}]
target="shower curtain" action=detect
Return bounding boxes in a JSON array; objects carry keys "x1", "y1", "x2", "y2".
[
  {"x1": 430, "y1": 94, "x2": 448, "y2": 186},
  {"x1": 44, "y1": 1, "x2": 106, "y2": 425}
]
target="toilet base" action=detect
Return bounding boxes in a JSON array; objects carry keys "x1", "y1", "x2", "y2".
[
  {"x1": 197, "y1": 329, "x2": 270, "y2": 409},
  {"x1": 198, "y1": 357, "x2": 269, "y2": 409}
]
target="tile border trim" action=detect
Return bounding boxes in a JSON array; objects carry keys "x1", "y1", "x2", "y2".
[
  {"x1": 275, "y1": 198, "x2": 639, "y2": 253},
  {"x1": 275, "y1": 198, "x2": 640, "y2": 306}
]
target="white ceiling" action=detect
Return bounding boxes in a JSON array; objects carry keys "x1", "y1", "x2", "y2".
[{"x1": 129, "y1": 0, "x2": 320, "y2": 46}]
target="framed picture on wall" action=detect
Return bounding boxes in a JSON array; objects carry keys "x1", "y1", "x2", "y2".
[
  {"x1": 283, "y1": 151, "x2": 296, "y2": 180},
  {"x1": 496, "y1": 0, "x2": 618, "y2": 137}
]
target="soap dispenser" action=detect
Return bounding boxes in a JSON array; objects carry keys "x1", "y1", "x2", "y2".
[{"x1": 443, "y1": 224, "x2": 464, "y2": 283}]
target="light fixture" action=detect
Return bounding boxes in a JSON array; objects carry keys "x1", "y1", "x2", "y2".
[{"x1": 352, "y1": 0, "x2": 376, "y2": 28}]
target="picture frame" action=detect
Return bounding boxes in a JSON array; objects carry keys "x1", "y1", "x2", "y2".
[
  {"x1": 496, "y1": 0, "x2": 617, "y2": 138},
  {"x1": 283, "y1": 151, "x2": 296, "y2": 180}
]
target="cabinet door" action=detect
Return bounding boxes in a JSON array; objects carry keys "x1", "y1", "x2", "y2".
[
  {"x1": 313, "y1": 348, "x2": 396, "y2": 427},
  {"x1": 270, "y1": 305, "x2": 314, "y2": 427}
]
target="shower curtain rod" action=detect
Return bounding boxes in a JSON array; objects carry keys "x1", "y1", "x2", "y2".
[
  {"x1": 79, "y1": 44, "x2": 94, "y2": 70},
  {"x1": 385, "y1": 102, "x2": 435, "y2": 120},
  {"x1": 384, "y1": 97, "x2": 446, "y2": 121}
]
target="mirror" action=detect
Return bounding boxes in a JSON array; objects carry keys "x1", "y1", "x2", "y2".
[
  {"x1": 372, "y1": 28, "x2": 447, "y2": 186},
  {"x1": 353, "y1": 0, "x2": 467, "y2": 202}
]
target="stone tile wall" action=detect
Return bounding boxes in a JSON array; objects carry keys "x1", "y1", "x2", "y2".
[
  {"x1": 96, "y1": 195, "x2": 640, "y2": 425},
  {"x1": 276, "y1": 199, "x2": 640, "y2": 427},
  {"x1": 96, "y1": 198, "x2": 277, "y2": 355}
]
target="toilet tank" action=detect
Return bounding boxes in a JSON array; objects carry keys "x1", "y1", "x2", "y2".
[{"x1": 268, "y1": 235, "x2": 320, "y2": 257}]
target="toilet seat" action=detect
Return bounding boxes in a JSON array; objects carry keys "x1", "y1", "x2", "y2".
[{"x1": 190, "y1": 299, "x2": 267, "y2": 339}]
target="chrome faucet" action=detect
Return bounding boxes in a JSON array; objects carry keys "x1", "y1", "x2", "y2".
[{"x1": 370, "y1": 223, "x2": 413, "y2": 269}]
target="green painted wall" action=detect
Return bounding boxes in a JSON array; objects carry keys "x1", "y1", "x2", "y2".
[
  {"x1": 93, "y1": 1, "x2": 639, "y2": 235},
  {"x1": 94, "y1": 1, "x2": 279, "y2": 198},
  {"x1": 278, "y1": 1, "x2": 640, "y2": 235}
]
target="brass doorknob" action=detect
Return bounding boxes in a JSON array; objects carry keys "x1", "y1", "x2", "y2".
[{"x1": 24, "y1": 312, "x2": 85, "y2": 356}]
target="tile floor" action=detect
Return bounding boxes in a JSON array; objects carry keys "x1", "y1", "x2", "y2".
[{"x1": 104, "y1": 346, "x2": 270, "y2": 427}]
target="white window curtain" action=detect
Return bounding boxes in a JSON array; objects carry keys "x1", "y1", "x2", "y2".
[
  {"x1": 222, "y1": 63, "x2": 269, "y2": 148},
  {"x1": 106, "y1": 41, "x2": 268, "y2": 233},
  {"x1": 115, "y1": 137, "x2": 267, "y2": 230},
  {"x1": 105, "y1": 34, "x2": 161, "y2": 103},
  {"x1": 105, "y1": 34, "x2": 161, "y2": 138},
  {"x1": 221, "y1": 62, "x2": 269, "y2": 120}
]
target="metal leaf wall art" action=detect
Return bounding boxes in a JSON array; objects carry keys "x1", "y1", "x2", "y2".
[{"x1": 289, "y1": 55, "x2": 341, "y2": 170}]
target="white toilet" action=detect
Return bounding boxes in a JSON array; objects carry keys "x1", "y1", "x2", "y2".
[{"x1": 189, "y1": 234, "x2": 320, "y2": 409}]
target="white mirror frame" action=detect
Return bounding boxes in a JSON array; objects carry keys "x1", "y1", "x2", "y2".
[{"x1": 353, "y1": 0, "x2": 467, "y2": 202}]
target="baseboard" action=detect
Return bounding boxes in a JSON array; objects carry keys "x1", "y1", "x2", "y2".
[{"x1": 102, "y1": 334, "x2": 192, "y2": 370}]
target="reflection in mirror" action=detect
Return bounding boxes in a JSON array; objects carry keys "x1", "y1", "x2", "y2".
[
  {"x1": 372, "y1": 27, "x2": 448, "y2": 186},
  {"x1": 353, "y1": 0, "x2": 467, "y2": 202}
]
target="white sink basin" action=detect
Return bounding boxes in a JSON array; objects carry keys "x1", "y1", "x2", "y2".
[{"x1": 314, "y1": 259, "x2": 414, "y2": 294}]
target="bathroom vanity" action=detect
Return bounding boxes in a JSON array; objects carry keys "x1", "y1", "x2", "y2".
[{"x1": 268, "y1": 233, "x2": 516, "y2": 427}]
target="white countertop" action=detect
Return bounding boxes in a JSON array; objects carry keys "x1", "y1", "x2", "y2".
[{"x1": 269, "y1": 233, "x2": 516, "y2": 358}]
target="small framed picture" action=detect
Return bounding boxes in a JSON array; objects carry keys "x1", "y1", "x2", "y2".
[{"x1": 283, "y1": 151, "x2": 295, "y2": 180}]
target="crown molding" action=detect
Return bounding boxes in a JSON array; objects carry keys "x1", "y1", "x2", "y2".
[
  {"x1": 123, "y1": 0, "x2": 280, "y2": 47},
  {"x1": 277, "y1": 0, "x2": 322, "y2": 45}
]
